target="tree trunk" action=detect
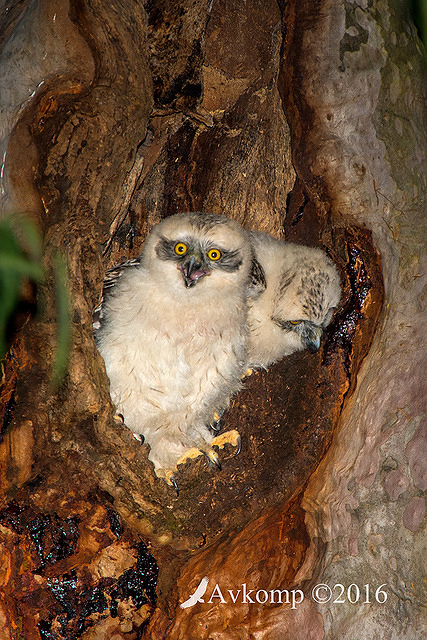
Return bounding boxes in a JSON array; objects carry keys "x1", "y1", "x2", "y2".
[{"x1": 0, "y1": 1, "x2": 425, "y2": 639}]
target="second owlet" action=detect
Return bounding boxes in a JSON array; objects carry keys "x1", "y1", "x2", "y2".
[
  {"x1": 247, "y1": 231, "x2": 341, "y2": 369},
  {"x1": 94, "y1": 213, "x2": 252, "y2": 483}
]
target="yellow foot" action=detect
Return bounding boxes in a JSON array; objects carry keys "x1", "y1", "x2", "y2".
[
  {"x1": 162, "y1": 430, "x2": 242, "y2": 490},
  {"x1": 176, "y1": 445, "x2": 222, "y2": 472},
  {"x1": 242, "y1": 368, "x2": 253, "y2": 379},
  {"x1": 176, "y1": 447, "x2": 205, "y2": 467},
  {"x1": 211, "y1": 429, "x2": 241, "y2": 456}
]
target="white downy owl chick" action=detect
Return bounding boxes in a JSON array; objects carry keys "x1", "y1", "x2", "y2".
[
  {"x1": 94, "y1": 212, "x2": 253, "y2": 483},
  {"x1": 247, "y1": 231, "x2": 341, "y2": 369}
]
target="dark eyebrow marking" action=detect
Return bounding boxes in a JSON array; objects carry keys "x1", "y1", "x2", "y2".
[
  {"x1": 249, "y1": 257, "x2": 267, "y2": 291},
  {"x1": 155, "y1": 236, "x2": 195, "y2": 261},
  {"x1": 278, "y1": 271, "x2": 296, "y2": 295},
  {"x1": 155, "y1": 235, "x2": 243, "y2": 272},
  {"x1": 212, "y1": 248, "x2": 242, "y2": 272},
  {"x1": 155, "y1": 237, "x2": 176, "y2": 261}
]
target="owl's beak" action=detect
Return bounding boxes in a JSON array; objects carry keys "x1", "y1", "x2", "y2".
[
  {"x1": 304, "y1": 325, "x2": 323, "y2": 353},
  {"x1": 179, "y1": 254, "x2": 211, "y2": 288}
]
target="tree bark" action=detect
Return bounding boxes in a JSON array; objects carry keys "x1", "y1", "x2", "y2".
[{"x1": 0, "y1": 1, "x2": 425, "y2": 639}]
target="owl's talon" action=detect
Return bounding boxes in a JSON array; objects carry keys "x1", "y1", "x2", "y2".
[
  {"x1": 209, "y1": 409, "x2": 225, "y2": 433},
  {"x1": 164, "y1": 470, "x2": 179, "y2": 495},
  {"x1": 170, "y1": 475, "x2": 179, "y2": 495},
  {"x1": 209, "y1": 416, "x2": 223, "y2": 433},
  {"x1": 205, "y1": 448, "x2": 222, "y2": 470},
  {"x1": 213, "y1": 409, "x2": 225, "y2": 422},
  {"x1": 234, "y1": 433, "x2": 242, "y2": 456},
  {"x1": 114, "y1": 413, "x2": 125, "y2": 424}
]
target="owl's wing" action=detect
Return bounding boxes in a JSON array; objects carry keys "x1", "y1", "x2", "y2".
[
  {"x1": 93, "y1": 257, "x2": 142, "y2": 334},
  {"x1": 247, "y1": 257, "x2": 267, "y2": 298}
]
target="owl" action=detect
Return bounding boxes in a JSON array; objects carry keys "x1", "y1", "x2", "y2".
[
  {"x1": 246, "y1": 231, "x2": 341, "y2": 369},
  {"x1": 94, "y1": 212, "x2": 253, "y2": 484}
]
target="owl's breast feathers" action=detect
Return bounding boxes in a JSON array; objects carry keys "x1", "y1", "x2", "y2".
[{"x1": 98, "y1": 259, "x2": 248, "y2": 384}]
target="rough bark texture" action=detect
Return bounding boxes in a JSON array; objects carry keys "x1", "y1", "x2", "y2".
[
  {"x1": 281, "y1": 3, "x2": 427, "y2": 639},
  {"x1": 0, "y1": 0, "x2": 425, "y2": 639}
]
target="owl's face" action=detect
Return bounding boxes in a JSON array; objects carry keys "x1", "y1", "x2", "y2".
[
  {"x1": 143, "y1": 213, "x2": 252, "y2": 294},
  {"x1": 247, "y1": 233, "x2": 341, "y2": 367},
  {"x1": 271, "y1": 262, "x2": 340, "y2": 353}
]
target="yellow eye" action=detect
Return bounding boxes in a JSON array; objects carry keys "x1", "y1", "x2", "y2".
[
  {"x1": 290, "y1": 320, "x2": 301, "y2": 325},
  {"x1": 207, "y1": 248, "x2": 222, "y2": 261},
  {"x1": 174, "y1": 242, "x2": 188, "y2": 256}
]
